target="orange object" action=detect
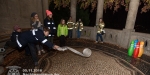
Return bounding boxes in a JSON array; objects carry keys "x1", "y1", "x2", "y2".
[
  {"x1": 133, "y1": 42, "x2": 140, "y2": 58},
  {"x1": 138, "y1": 41, "x2": 144, "y2": 57}
]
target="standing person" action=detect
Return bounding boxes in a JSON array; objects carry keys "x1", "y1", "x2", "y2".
[
  {"x1": 30, "y1": 12, "x2": 43, "y2": 30},
  {"x1": 75, "y1": 19, "x2": 84, "y2": 38},
  {"x1": 44, "y1": 10, "x2": 56, "y2": 43},
  {"x1": 57, "y1": 19, "x2": 68, "y2": 47},
  {"x1": 4, "y1": 27, "x2": 59, "y2": 66},
  {"x1": 67, "y1": 16, "x2": 74, "y2": 38},
  {"x1": 30, "y1": 12, "x2": 45, "y2": 55},
  {"x1": 95, "y1": 18, "x2": 105, "y2": 43}
]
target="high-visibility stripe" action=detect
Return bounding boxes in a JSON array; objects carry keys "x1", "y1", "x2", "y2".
[
  {"x1": 32, "y1": 30, "x2": 35, "y2": 35},
  {"x1": 42, "y1": 39, "x2": 48, "y2": 44},
  {"x1": 16, "y1": 35, "x2": 22, "y2": 47},
  {"x1": 49, "y1": 34, "x2": 51, "y2": 36},
  {"x1": 35, "y1": 37, "x2": 38, "y2": 40},
  {"x1": 48, "y1": 22, "x2": 50, "y2": 24},
  {"x1": 53, "y1": 27, "x2": 56, "y2": 29}
]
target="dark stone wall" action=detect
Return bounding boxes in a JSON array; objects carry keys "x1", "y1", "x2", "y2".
[{"x1": 0, "y1": 0, "x2": 43, "y2": 31}]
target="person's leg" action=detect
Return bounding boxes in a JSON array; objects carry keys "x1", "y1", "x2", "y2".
[
  {"x1": 76, "y1": 30, "x2": 78, "y2": 38},
  {"x1": 77, "y1": 30, "x2": 80, "y2": 38},
  {"x1": 28, "y1": 43, "x2": 38, "y2": 66},
  {"x1": 60, "y1": 35, "x2": 63, "y2": 47},
  {"x1": 39, "y1": 44, "x2": 45, "y2": 54},
  {"x1": 36, "y1": 44, "x2": 41, "y2": 55},
  {"x1": 68, "y1": 30, "x2": 70, "y2": 38},
  {"x1": 95, "y1": 33, "x2": 99, "y2": 43},
  {"x1": 96, "y1": 33, "x2": 99, "y2": 41},
  {"x1": 70, "y1": 30, "x2": 73, "y2": 38},
  {"x1": 4, "y1": 41, "x2": 18, "y2": 49},
  {"x1": 62, "y1": 35, "x2": 66, "y2": 46},
  {"x1": 24, "y1": 46, "x2": 31, "y2": 56},
  {"x1": 99, "y1": 34, "x2": 103, "y2": 43},
  {"x1": 79, "y1": 31, "x2": 81, "y2": 38}
]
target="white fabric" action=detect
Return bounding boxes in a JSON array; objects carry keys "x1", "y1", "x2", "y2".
[
  {"x1": 48, "y1": 22, "x2": 50, "y2": 24},
  {"x1": 53, "y1": 27, "x2": 56, "y2": 29},
  {"x1": 32, "y1": 30, "x2": 35, "y2": 35},
  {"x1": 16, "y1": 35, "x2": 22, "y2": 47},
  {"x1": 57, "y1": 46, "x2": 92, "y2": 57},
  {"x1": 42, "y1": 39, "x2": 48, "y2": 44},
  {"x1": 35, "y1": 37, "x2": 38, "y2": 40},
  {"x1": 49, "y1": 34, "x2": 51, "y2": 36}
]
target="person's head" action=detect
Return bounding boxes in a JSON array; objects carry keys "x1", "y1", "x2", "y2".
[
  {"x1": 60, "y1": 19, "x2": 65, "y2": 25},
  {"x1": 79, "y1": 18, "x2": 81, "y2": 21},
  {"x1": 99, "y1": 18, "x2": 103, "y2": 23},
  {"x1": 13, "y1": 25, "x2": 21, "y2": 32},
  {"x1": 43, "y1": 27, "x2": 50, "y2": 36},
  {"x1": 69, "y1": 16, "x2": 72, "y2": 20},
  {"x1": 46, "y1": 10, "x2": 53, "y2": 18},
  {"x1": 31, "y1": 12, "x2": 38, "y2": 20}
]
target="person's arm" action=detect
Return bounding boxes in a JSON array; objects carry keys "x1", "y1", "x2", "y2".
[
  {"x1": 74, "y1": 22, "x2": 78, "y2": 29},
  {"x1": 35, "y1": 31, "x2": 54, "y2": 49},
  {"x1": 57, "y1": 24, "x2": 60, "y2": 37}
]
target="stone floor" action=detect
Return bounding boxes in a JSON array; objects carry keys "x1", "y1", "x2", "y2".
[{"x1": 2, "y1": 38, "x2": 150, "y2": 75}]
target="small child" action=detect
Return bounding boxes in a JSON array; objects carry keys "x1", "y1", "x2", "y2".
[
  {"x1": 95, "y1": 18, "x2": 105, "y2": 43},
  {"x1": 57, "y1": 19, "x2": 68, "y2": 47},
  {"x1": 30, "y1": 12, "x2": 45, "y2": 55},
  {"x1": 44, "y1": 10, "x2": 56, "y2": 43},
  {"x1": 67, "y1": 16, "x2": 74, "y2": 38},
  {"x1": 75, "y1": 19, "x2": 84, "y2": 38}
]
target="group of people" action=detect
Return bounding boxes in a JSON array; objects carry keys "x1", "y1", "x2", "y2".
[{"x1": 4, "y1": 9, "x2": 105, "y2": 66}]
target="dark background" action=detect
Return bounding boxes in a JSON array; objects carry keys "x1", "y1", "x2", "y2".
[{"x1": 49, "y1": 2, "x2": 150, "y2": 34}]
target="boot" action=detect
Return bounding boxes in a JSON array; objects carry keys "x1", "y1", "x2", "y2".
[
  {"x1": 38, "y1": 51, "x2": 41, "y2": 55},
  {"x1": 41, "y1": 49, "x2": 45, "y2": 53}
]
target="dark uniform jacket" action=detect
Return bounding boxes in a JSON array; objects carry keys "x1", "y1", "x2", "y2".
[
  {"x1": 11, "y1": 31, "x2": 21, "y2": 42},
  {"x1": 44, "y1": 18, "x2": 56, "y2": 37},
  {"x1": 16, "y1": 29, "x2": 54, "y2": 49}
]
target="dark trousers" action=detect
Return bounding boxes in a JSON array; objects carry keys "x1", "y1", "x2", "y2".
[
  {"x1": 4, "y1": 41, "x2": 38, "y2": 62},
  {"x1": 28, "y1": 43, "x2": 38, "y2": 62},
  {"x1": 68, "y1": 30, "x2": 73, "y2": 38},
  {"x1": 59, "y1": 35, "x2": 66, "y2": 47},
  {"x1": 77, "y1": 29, "x2": 81, "y2": 38},
  {"x1": 96, "y1": 33, "x2": 103, "y2": 42},
  {"x1": 4, "y1": 41, "x2": 30, "y2": 55}
]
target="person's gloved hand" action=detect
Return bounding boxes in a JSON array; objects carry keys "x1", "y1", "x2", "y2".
[
  {"x1": 53, "y1": 45, "x2": 59, "y2": 50},
  {"x1": 57, "y1": 46, "x2": 68, "y2": 51}
]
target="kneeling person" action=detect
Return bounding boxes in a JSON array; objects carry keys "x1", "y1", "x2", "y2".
[{"x1": 5, "y1": 27, "x2": 59, "y2": 66}]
